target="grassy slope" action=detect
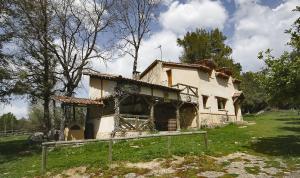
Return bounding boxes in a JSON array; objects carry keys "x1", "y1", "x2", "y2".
[{"x1": 0, "y1": 110, "x2": 300, "y2": 177}]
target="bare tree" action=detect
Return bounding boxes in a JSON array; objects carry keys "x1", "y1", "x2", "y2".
[
  {"x1": 45, "y1": 0, "x2": 115, "y2": 140},
  {"x1": 48, "y1": 0, "x2": 114, "y2": 96},
  {"x1": 113, "y1": 0, "x2": 160, "y2": 79}
]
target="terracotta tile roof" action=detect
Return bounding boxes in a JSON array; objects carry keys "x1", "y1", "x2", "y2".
[
  {"x1": 140, "y1": 60, "x2": 212, "y2": 78},
  {"x1": 193, "y1": 59, "x2": 217, "y2": 69},
  {"x1": 215, "y1": 72, "x2": 230, "y2": 79},
  {"x1": 83, "y1": 70, "x2": 181, "y2": 92},
  {"x1": 232, "y1": 78, "x2": 242, "y2": 83},
  {"x1": 52, "y1": 95, "x2": 103, "y2": 105},
  {"x1": 216, "y1": 67, "x2": 233, "y2": 76},
  {"x1": 162, "y1": 61, "x2": 212, "y2": 72}
]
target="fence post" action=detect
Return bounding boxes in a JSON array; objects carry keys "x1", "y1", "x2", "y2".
[
  {"x1": 41, "y1": 145, "x2": 47, "y2": 174},
  {"x1": 167, "y1": 135, "x2": 171, "y2": 155},
  {"x1": 203, "y1": 132, "x2": 208, "y2": 150},
  {"x1": 108, "y1": 139, "x2": 113, "y2": 164}
]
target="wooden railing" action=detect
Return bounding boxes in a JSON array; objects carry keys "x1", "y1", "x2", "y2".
[
  {"x1": 119, "y1": 114, "x2": 152, "y2": 131},
  {"x1": 172, "y1": 83, "x2": 198, "y2": 97},
  {"x1": 41, "y1": 131, "x2": 208, "y2": 174}
]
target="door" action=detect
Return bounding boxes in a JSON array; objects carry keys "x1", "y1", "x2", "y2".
[{"x1": 84, "y1": 123, "x2": 94, "y2": 139}]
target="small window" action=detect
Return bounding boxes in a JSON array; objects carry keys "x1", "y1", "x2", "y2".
[
  {"x1": 202, "y1": 95, "x2": 208, "y2": 109},
  {"x1": 216, "y1": 97, "x2": 227, "y2": 110},
  {"x1": 166, "y1": 69, "x2": 172, "y2": 87}
]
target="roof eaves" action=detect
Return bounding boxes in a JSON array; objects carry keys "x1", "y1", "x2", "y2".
[
  {"x1": 52, "y1": 95, "x2": 103, "y2": 105},
  {"x1": 84, "y1": 71, "x2": 180, "y2": 92},
  {"x1": 215, "y1": 72, "x2": 230, "y2": 79},
  {"x1": 162, "y1": 62, "x2": 212, "y2": 73}
]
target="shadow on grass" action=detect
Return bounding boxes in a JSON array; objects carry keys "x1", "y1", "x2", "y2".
[
  {"x1": 283, "y1": 121, "x2": 300, "y2": 125},
  {"x1": 276, "y1": 118, "x2": 300, "y2": 122},
  {"x1": 249, "y1": 135, "x2": 300, "y2": 156},
  {"x1": 0, "y1": 139, "x2": 41, "y2": 164},
  {"x1": 280, "y1": 126, "x2": 300, "y2": 133}
]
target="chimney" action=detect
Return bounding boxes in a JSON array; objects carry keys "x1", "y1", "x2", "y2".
[
  {"x1": 194, "y1": 59, "x2": 216, "y2": 69},
  {"x1": 132, "y1": 71, "x2": 141, "y2": 80}
]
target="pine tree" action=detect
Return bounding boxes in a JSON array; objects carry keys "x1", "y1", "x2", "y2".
[{"x1": 177, "y1": 28, "x2": 242, "y2": 78}]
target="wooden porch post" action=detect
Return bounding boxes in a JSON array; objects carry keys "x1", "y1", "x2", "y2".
[
  {"x1": 150, "y1": 103, "x2": 155, "y2": 129},
  {"x1": 176, "y1": 106, "x2": 181, "y2": 131},
  {"x1": 73, "y1": 105, "x2": 76, "y2": 121},
  {"x1": 195, "y1": 104, "x2": 200, "y2": 129},
  {"x1": 172, "y1": 100, "x2": 183, "y2": 131},
  {"x1": 114, "y1": 96, "x2": 120, "y2": 131}
]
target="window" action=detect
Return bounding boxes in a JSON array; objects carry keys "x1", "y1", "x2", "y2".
[
  {"x1": 166, "y1": 69, "x2": 172, "y2": 87},
  {"x1": 216, "y1": 97, "x2": 227, "y2": 110},
  {"x1": 202, "y1": 95, "x2": 209, "y2": 109}
]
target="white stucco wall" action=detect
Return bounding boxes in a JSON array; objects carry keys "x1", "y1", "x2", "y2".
[
  {"x1": 91, "y1": 115, "x2": 114, "y2": 139},
  {"x1": 89, "y1": 77, "x2": 116, "y2": 99},
  {"x1": 140, "y1": 61, "x2": 243, "y2": 126},
  {"x1": 89, "y1": 76, "x2": 178, "y2": 101},
  {"x1": 141, "y1": 62, "x2": 163, "y2": 84}
]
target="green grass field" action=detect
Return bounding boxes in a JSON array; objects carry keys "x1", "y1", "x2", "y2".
[{"x1": 1, "y1": 110, "x2": 300, "y2": 177}]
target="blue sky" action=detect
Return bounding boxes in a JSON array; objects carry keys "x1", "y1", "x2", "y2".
[{"x1": 1, "y1": 0, "x2": 299, "y2": 119}]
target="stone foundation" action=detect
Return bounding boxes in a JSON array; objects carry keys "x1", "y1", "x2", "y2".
[{"x1": 199, "y1": 113, "x2": 242, "y2": 127}]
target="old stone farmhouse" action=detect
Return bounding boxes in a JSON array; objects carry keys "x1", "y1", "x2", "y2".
[{"x1": 53, "y1": 59, "x2": 244, "y2": 140}]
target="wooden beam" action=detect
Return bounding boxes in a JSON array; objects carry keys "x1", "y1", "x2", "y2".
[
  {"x1": 167, "y1": 136, "x2": 171, "y2": 155},
  {"x1": 100, "y1": 79, "x2": 103, "y2": 98},
  {"x1": 73, "y1": 105, "x2": 76, "y2": 121},
  {"x1": 43, "y1": 131, "x2": 208, "y2": 146},
  {"x1": 172, "y1": 101, "x2": 184, "y2": 131},
  {"x1": 108, "y1": 138, "x2": 113, "y2": 163},
  {"x1": 41, "y1": 146, "x2": 47, "y2": 173}
]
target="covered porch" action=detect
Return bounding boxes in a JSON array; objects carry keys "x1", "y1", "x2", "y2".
[{"x1": 52, "y1": 95, "x2": 103, "y2": 140}]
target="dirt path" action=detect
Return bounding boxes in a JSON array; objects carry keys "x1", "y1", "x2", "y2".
[{"x1": 50, "y1": 152, "x2": 300, "y2": 178}]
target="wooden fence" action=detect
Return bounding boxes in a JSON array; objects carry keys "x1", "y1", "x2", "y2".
[
  {"x1": 41, "y1": 131, "x2": 208, "y2": 174},
  {"x1": 0, "y1": 130, "x2": 32, "y2": 137}
]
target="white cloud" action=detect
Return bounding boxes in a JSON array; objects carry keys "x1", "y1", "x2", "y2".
[
  {"x1": 10, "y1": 0, "x2": 298, "y2": 117},
  {"x1": 0, "y1": 100, "x2": 28, "y2": 119},
  {"x1": 91, "y1": 30, "x2": 182, "y2": 77},
  {"x1": 159, "y1": 0, "x2": 228, "y2": 35},
  {"x1": 91, "y1": 0, "x2": 229, "y2": 77},
  {"x1": 231, "y1": 0, "x2": 299, "y2": 71}
]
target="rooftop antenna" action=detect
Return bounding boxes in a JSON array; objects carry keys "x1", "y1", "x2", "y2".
[{"x1": 156, "y1": 45, "x2": 162, "y2": 60}]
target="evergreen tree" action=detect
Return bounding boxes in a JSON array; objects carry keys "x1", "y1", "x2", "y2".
[
  {"x1": 0, "y1": 112, "x2": 17, "y2": 132},
  {"x1": 177, "y1": 28, "x2": 242, "y2": 78},
  {"x1": 3, "y1": 0, "x2": 57, "y2": 132},
  {"x1": 240, "y1": 72, "x2": 268, "y2": 113}
]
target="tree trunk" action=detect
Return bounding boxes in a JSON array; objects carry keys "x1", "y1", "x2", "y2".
[
  {"x1": 43, "y1": 97, "x2": 51, "y2": 133},
  {"x1": 59, "y1": 105, "x2": 66, "y2": 141},
  {"x1": 66, "y1": 84, "x2": 75, "y2": 97},
  {"x1": 132, "y1": 48, "x2": 139, "y2": 77},
  {"x1": 59, "y1": 87, "x2": 74, "y2": 140}
]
